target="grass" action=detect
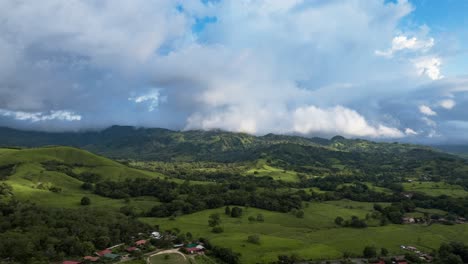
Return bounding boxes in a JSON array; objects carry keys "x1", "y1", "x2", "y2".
[
  {"x1": 149, "y1": 253, "x2": 189, "y2": 264},
  {"x1": 245, "y1": 160, "x2": 299, "y2": 182},
  {"x1": 141, "y1": 200, "x2": 468, "y2": 263},
  {"x1": 1, "y1": 147, "x2": 164, "y2": 210},
  {"x1": 403, "y1": 181, "x2": 468, "y2": 198},
  {"x1": 123, "y1": 260, "x2": 146, "y2": 264},
  {"x1": 194, "y1": 255, "x2": 219, "y2": 264}
]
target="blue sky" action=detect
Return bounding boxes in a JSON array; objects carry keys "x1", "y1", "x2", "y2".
[{"x1": 0, "y1": 0, "x2": 467, "y2": 143}]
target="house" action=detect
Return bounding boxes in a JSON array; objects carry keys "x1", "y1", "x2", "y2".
[
  {"x1": 174, "y1": 243, "x2": 184, "y2": 248},
  {"x1": 135, "y1": 239, "x2": 147, "y2": 246},
  {"x1": 63, "y1": 261, "x2": 81, "y2": 264},
  {"x1": 396, "y1": 261, "x2": 408, "y2": 264},
  {"x1": 96, "y1": 249, "x2": 112, "y2": 256},
  {"x1": 406, "y1": 246, "x2": 417, "y2": 251},
  {"x1": 126, "y1": 246, "x2": 139, "y2": 253},
  {"x1": 185, "y1": 247, "x2": 204, "y2": 254},
  {"x1": 402, "y1": 217, "x2": 415, "y2": 224},
  {"x1": 185, "y1": 244, "x2": 205, "y2": 254},
  {"x1": 83, "y1": 256, "x2": 99, "y2": 262},
  {"x1": 103, "y1": 253, "x2": 120, "y2": 260},
  {"x1": 151, "y1": 231, "x2": 162, "y2": 239}
]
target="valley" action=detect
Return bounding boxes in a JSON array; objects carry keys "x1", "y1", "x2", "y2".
[{"x1": 1, "y1": 127, "x2": 468, "y2": 264}]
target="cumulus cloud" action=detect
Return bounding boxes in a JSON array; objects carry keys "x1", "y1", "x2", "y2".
[
  {"x1": 439, "y1": 99, "x2": 456, "y2": 109},
  {"x1": 419, "y1": 105, "x2": 437, "y2": 116},
  {"x1": 375, "y1": 35, "x2": 434, "y2": 58},
  {"x1": 405, "y1": 128, "x2": 418, "y2": 136},
  {"x1": 0, "y1": 0, "x2": 465, "y2": 142},
  {"x1": 413, "y1": 57, "x2": 444, "y2": 80},
  {"x1": 129, "y1": 89, "x2": 166, "y2": 112},
  {"x1": 422, "y1": 116, "x2": 437, "y2": 127},
  {"x1": 292, "y1": 106, "x2": 404, "y2": 138},
  {"x1": 0, "y1": 109, "x2": 81, "y2": 122},
  {"x1": 186, "y1": 105, "x2": 404, "y2": 138}
]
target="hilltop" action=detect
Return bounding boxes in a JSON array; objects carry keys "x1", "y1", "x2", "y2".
[{"x1": 0, "y1": 146, "x2": 164, "y2": 211}]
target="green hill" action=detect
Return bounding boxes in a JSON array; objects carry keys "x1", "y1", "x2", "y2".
[{"x1": 0, "y1": 146, "x2": 163, "y2": 211}]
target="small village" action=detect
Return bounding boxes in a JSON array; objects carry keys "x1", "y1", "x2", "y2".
[{"x1": 61, "y1": 231, "x2": 206, "y2": 264}]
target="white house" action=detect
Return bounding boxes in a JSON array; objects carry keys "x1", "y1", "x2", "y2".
[{"x1": 151, "y1": 231, "x2": 161, "y2": 239}]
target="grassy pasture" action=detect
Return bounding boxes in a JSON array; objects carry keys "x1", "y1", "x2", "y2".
[
  {"x1": 141, "y1": 201, "x2": 468, "y2": 263},
  {"x1": 1, "y1": 147, "x2": 164, "y2": 211},
  {"x1": 403, "y1": 181, "x2": 468, "y2": 198},
  {"x1": 245, "y1": 160, "x2": 299, "y2": 182},
  {"x1": 149, "y1": 253, "x2": 189, "y2": 264}
]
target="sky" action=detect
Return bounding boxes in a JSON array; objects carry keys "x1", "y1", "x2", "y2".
[{"x1": 0, "y1": 0, "x2": 468, "y2": 143}]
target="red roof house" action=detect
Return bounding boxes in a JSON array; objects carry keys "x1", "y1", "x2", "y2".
[
  {"x1": 186, "y1": 247, "x2": 204, "y2": 254},
  {"x1": 135, "y1": 239, "x2": 147, "y2": 246},
  {"x1": 62, "y1": 261, "x2": 81, "y2": 264},
  {"x1": 96, "y1": 249, "x2": 112, "y2": 256},
  {"x1": 83, "y1": 256, "x2": 99, "y2": 262},
  {"x1": 126, "y1": 246, "x2": 139, "y2": 252}
]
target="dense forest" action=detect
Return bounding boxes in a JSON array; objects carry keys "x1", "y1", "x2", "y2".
[{"x1": 0, "y1": 184, "x2": 150, "y2": 263}]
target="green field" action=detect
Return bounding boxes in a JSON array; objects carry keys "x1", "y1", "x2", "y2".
[
  {"x1": 149, "y1": 253, "x2": 190, "y2": 264},
  {"x1": 1, "y1": 147, "x2": 164, "y2": 211},
  {"x1": 141, "y1": 201, "x2": 467, "y2": 263},
  {"x1": 3, "y1": 146, "x2": 468, "y2": 263},
  {"x1": 245, "y1": 160, "x2": 299, "y2": 182},
  {"x1": 403, "y1": 181, "x2": 468, "y2": 198}
]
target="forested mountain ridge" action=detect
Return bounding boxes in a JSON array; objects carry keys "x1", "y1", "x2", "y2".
[{"x1": 0, "y1": 125, "x2": 435, "y2": 161}]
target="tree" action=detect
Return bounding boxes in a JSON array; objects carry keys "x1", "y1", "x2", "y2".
[
  {"x1": 380, "y1": 247, "x2": 389, "y2": 256},
  {"x1": 80, "y1": 196, "x2": 91, "y2": 206},
  {"x1": 248, "y1": 216, "x2": 256, "y2": 223},
  {"x1": 247, "y1": 234, "x2": 260, "y2": 244},
  {"x1": 225, "y1": 206, "x2": 231, "y2": 215},
  {"x1": 363, "y1": 246, "x2": 377, "y2": 258},
  {"x1": 212, "y1": 226, "x2": 224, "y2": 233},
  {"x1": 373, "y1": 203, "x2": 383, "y2": 212},
  {"x1": 335, "y1": 216, "x2": 344, "y2": 225},
  {"x1": 231, "y1": 207, "x2": 243, "y2": 218},
  {"x1": 295, "y1": 210, "x2": 304, "y2": 218},
  {"x1": 256, "y1": 214, "x2": 264, "y2": 222},
  {"x1": 208, "y1": 213, "x2": 221, "y2": 227},
  {"x1": 81, "y1": 182, "x2": 93, "y2": 190}
]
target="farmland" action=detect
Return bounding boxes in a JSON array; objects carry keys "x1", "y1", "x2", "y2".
[
  {"x1": 141, "y1": 201, "x2": 468, "y2": 263},
  {"x1": 1, "y1": 129, "x2": 468, "y2": 263}
]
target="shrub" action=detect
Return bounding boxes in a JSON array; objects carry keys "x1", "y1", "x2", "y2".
[
  {"x1": 80, "y1": 196, "x2": 91, "y2": 206},
  {"x1": 256, "y1": 214, "x2": 264, "y2": 222},
  {"x1": 363, "y1": 246, "x2": 377, "y2": 258},
  {"x1": 212, "y1": 226, "x2": 224, "y2": 233},
  {"x1": 247, "y1": 234, "x2": 260, "y2": 244}
]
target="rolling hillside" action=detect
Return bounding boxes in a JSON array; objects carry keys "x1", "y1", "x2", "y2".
[{"x1": 0, "y1": 146, "x2": 164, "y2": 211}]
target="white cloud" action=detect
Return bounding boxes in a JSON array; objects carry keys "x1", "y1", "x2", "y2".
[
  {"x1": 438, "y1": 99, "x2": 456, "y2": 109},
  {"x1": 413, "y1": 57, "x2": 443, "y2": 80},
  {"x1": 292, "y1": 106, "x2": 404, "y2": 138},
  {"x1": 375, "y1": 35, "x2": 434, "y2": 58},
  {"x1": 0, "y1": 109, "x2": 81, "y2": 122},
  {"x1": 186, "y1": 105, "x2": 404, "y2": 138},
  {"x1": 1, "y1": 0, "x2": 460, "y2": 141},
  {"x1": 405, "y1": 128, "x2": 418, "y2": 135},
  {"x1": 419, "y1": 105, "x2": 437, "y2": 116},
  {"x1": 422, "y1": 116, "x2": 437, "y2": 127},
  {"x1": 128, "y1": 89, "x2": 166, "y2": 112}
]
